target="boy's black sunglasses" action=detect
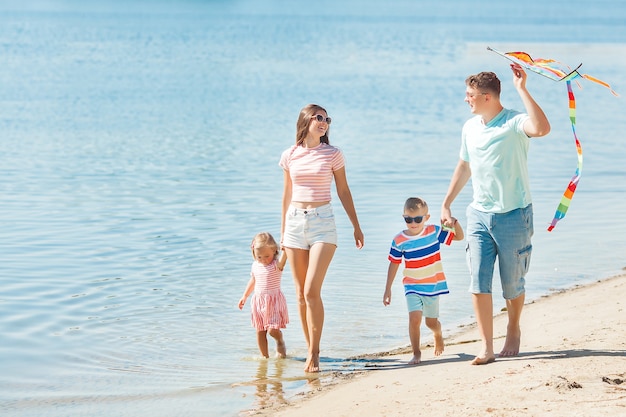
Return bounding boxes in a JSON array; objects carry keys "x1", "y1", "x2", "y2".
[{"x1": 403, "y1": 215, "x2": 424, "y2": 224}]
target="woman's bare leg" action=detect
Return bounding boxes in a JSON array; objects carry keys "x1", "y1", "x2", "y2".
[
  {"x1": 285, "y1": 248, "x2": 311, "y2": 348},
  {"x1": 302, "y1": 242, "x2": 336, "y2": 372}
]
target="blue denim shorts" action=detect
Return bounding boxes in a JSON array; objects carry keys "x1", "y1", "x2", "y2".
[
  {"x1": 405, "y1": 293, "x2": 439, "y2": 317},
  {"x1": 283, "y1": 203, "x2": 337, "y2": 250},
  {"x1": 466, "y1": 204, "x2": 533, "y2": 299}
]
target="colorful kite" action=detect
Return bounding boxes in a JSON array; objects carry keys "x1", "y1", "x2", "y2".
[{"x1": 487, "y1": 46, "x2": 618, "y2": 231}]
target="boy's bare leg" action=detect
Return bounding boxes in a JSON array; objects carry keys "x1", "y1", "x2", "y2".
[
  {"x1": 256, "y1": 330, "x2": 269, "y2": 358},
  {"x1": 408, "y1": 310, "x2": 423, "y2": 365},
  {"x1": 471, "y1": 293, "x2": 496, "y2": 365},
  {"x1": 425, "y1": 317, "x2": 444, "y2": 356},
  {"x1": 269, "y1": 328, "x2": 287, "y2": 358},
  {"x1": 500, "y1": 293, "x2": 524, "y2": 357}
]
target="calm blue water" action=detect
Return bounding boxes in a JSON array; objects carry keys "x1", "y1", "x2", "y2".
[{"x1": 1, "y1": 1, "x2": 625, "y2": 416}]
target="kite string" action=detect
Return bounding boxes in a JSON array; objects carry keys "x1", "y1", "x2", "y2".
[{"x1": 547, "y1": 80, "x2": 583, "y2": 231}]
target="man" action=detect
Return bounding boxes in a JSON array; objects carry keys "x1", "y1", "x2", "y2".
[{"x1": 441, "y1": 64, "x2": 550, "y2": 365}]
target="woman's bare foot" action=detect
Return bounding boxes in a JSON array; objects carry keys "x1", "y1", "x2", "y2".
[
  {"x1": 304, "y1": 352, "x2": 320, "y2": 373},
  {"x1": 433, "y1": 333, "x2": 445, "y2": 356},
  {"x1": 408, "y1": 352, "x2": 421, "y2": 365},
  {"x1": 499, "y1": 328, "x2": 521, "y2": 357}
]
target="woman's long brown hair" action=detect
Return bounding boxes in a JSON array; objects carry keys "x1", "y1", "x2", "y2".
[{"x1": 295, "y1": 104, "x2": 330, "y2": 146}]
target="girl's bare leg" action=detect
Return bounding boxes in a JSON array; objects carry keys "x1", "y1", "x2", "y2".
[
  {"x1": 285, "y1": 248, "x2": 311, "y2": 348},
  {"x1": 256, "y1": 330, "x2": 269, "y2": 358},
  {"x1": 408, "y1": 310, "x2": 423, "y2": 365},
  {"x1": 302, "y1": 242, "x2": 336, "y2": 373},
  {"x1": 269, "y1": 328, "x2": 287, "y2": 358}
]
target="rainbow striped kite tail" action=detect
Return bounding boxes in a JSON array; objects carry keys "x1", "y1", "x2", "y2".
[
  {"x1": 547, "y1": 178, "x2": 578, "y2": 232},
  {"x1": 547, "y1": 216, "x2": 561, "y2": 232}
]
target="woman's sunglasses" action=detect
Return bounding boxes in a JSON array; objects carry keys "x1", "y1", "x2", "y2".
[
  {"x1": 403, "y1": 215, "x2": 425, "y2": 224},
  {"x1": 311, "y1": 114, "x2": 332, "y2": 124}
]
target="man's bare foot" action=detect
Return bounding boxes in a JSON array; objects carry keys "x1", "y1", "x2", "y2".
[
  {"x1": 408, "y1": 352, "x2": 421, "y2": 365},
  {"x1": 304, "y1": 352, "x2": 320, "y2": 373},
  {"x1": 471, "y1": 348, "x2": 496, "y2": 365},
  {"x1": 433, "y1": 333, "x2": 444, "y2": 356},
  {"x1": 499, "y1": 328, "x2": 521, "y2": 357},
  {"x1": 471, "y1": 355, "x2": 496, "y2": 365},
  {"x1": 276, "y1": 340, "x2": 287, "y2": 358}
]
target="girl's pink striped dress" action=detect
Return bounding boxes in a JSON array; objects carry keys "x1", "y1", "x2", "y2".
[{"x1": 250, "y1": 259, "x2": 289, "y2": 331}]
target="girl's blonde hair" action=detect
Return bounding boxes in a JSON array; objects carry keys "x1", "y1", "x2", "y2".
[
  {"x1": 295, "y1": 104, "x2": 330, "y2": 146},
  {"x1": 250, "y1": 232, "x2": 280, "y2": 260}
]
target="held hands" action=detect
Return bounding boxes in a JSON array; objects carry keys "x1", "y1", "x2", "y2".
[
  {"x1": 441, "y1": 210, "x2": 464, "y2": 240},
  {"x1": 441, "y1": 216, "x2": 458, "y2": 229},
  {"x1": 440, "y1": 206, "x2": 454, "y2": 227}
]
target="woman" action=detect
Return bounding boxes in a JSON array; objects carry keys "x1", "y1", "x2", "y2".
[{"x1": 279, "y1": 104, "x2": 364, "y2": 373}]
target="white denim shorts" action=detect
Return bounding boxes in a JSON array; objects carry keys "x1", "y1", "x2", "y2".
[{"x1": 283, "y1": 203, "x2": 337, "y2": 250}]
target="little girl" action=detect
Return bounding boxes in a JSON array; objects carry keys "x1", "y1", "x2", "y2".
[{"x1": 238, "y1": 232, "x2": 289, "y2": 358}]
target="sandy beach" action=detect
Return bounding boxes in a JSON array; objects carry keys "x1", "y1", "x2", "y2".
[{"x1": 257, "y1": 273, "x2": 626, "y2": 417}]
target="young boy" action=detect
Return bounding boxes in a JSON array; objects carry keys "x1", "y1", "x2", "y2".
[{"x1": 383, "y1": 197, "x2": 464, "y2": 365}]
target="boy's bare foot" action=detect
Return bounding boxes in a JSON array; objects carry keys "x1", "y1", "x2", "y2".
[
  {"x1": 471, "y1": 355, "x2": 496, "y2": 365},
  {"x1": 433, "y1": 333, "x2": 444, "y2": 356},
  {"x1": 499, "y1": 328, "x2": 521, "y2": 357},
  {"x1": 408, "y1": 352, "x2": 421, "y2": 365},
  {"x1": 276, "y1": 340, "x2": 287, "y2": 358},
  {"x1": 304, "y1": 352, "x2": 320, "y2": 373}
]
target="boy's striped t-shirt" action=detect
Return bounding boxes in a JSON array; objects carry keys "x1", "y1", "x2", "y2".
[{"x1": 388, "y1": 224, "x2": 454, "y2": 297}]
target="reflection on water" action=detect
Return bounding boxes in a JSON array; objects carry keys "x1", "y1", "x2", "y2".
[{"x1": 251, "y1": 360, "x2": 287, "y2": 411}]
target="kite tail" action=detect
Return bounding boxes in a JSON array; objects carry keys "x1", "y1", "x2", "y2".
[
  {"x1": 548, "y1": 81, "x2": 583, "y2": 231},
  {"x1": 581, "y1": 73, "x2": 619, "y2": 97}
]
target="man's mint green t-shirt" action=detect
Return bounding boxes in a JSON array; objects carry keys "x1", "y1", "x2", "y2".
[{"x1": 461, "y1": 108, "x2": 531, "y2": 213}]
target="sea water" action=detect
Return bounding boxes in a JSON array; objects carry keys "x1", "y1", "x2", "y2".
[{"x1": 1, "y1": 1, "x2": 625, "y2": 416}]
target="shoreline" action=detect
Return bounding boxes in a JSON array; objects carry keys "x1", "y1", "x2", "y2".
[{"x1": 253, "y1": 273, "x2": 626, "y2": 417}]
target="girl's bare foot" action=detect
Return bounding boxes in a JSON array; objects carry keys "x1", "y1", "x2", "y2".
[
  {"x1": 408, "y1": 352, "x2": 421, "y2": 365},
  {"x1": 269, "y1": 329, "x2": 287, "y2": 358},
  {"x1": 276, "y1": 340, "x2": 287, "y2": 358},
  {"x1": 304, "y1": 352, "x2": 320, "y2": 373}
]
